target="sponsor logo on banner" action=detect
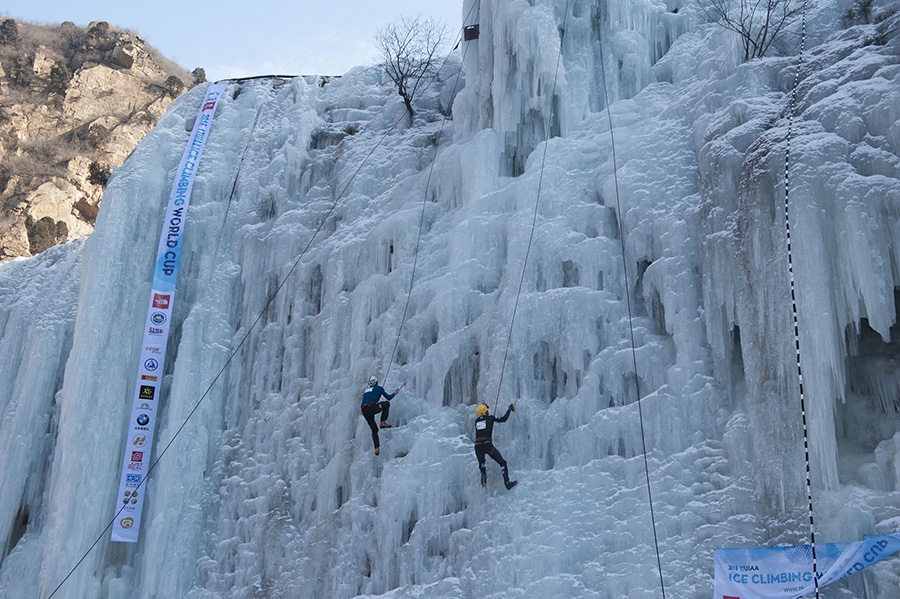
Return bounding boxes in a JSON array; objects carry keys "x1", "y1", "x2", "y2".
[
  {"x1": 132, "y1": 451, "x2": 143, "y2": 462},
  {"x1": 141, "y1": 375, "x2": 158, "y2": 382},
  {"x1": 119, "y1": 517, "x2": 135, "y2": 529},
  {"x1": 152, "y1": 294, "x2": 171, "y2": 309},
  {"x1": 143, "y1": 358, "x2": 159, "y2": 372},
  {"x1": 136, "y1": 414, "x2": 150, "y2": 426},
  {"x1": 127, "y1": 462, "x2": 143, "y2": 471},
  {"x1": 132, "y1": 435, "x2": 147, "y2": 446},
  {"x1": 144, "y1": 345, "x2": 162, "y2": 354},
  {"x1": 125, "y1": 473, "x2": 142, "y2": 486},
  {"x1": 139, "y1": 385, "x2": 156, "y2": 400},
  {"x1": 139, "y1": 403, "x2": 151, "y2": 410},
  {"x1": 150, "y1": 312, "x2": 167, "y2": 325},
  {"x1": 148, "y1": 327, "x2": 164, "y2": 336}
]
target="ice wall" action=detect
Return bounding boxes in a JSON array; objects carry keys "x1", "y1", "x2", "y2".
[
  {"x1": 457, "y1": 0, "x2": 688, "y2": 175},
  {"x1": 1, "y1": 1, "x2": 900, "y2": 598},
  {"x1": 690, "y1": 2, "x2": 900, "y2": 502},
  {"x1": 0, "y1": 242, "x2": 82, "y2": 570}
]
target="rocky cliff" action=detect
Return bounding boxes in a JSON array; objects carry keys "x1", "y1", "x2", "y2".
[{"x1": 0, "y1": 18, "x2": 203, "y2": 261}]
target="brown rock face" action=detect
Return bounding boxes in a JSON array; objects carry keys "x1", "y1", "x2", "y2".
[{"x1": 0, "y1": 18, "x2": 204, "y2": 261}]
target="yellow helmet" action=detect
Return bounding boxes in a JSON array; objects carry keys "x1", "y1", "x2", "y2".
[{"x1": 476, "y1": 403, "x2": 489, "y2": 417}]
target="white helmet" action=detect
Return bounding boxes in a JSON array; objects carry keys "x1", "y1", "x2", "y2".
[{"x1": 368, "y1": 376, "x2": 378, "y2": 387}]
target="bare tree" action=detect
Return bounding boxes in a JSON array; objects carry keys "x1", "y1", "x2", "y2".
[
  {"x1": 375, "y1": 15, "x2": 448, "y2": 121},
  {"x1": 700, "y1": 0, "x2": 803, "y2": 61}
]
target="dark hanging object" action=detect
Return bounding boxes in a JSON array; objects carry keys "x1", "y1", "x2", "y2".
[{"x1": 463, "y1": 24, "x2": 480, "y2": 41}]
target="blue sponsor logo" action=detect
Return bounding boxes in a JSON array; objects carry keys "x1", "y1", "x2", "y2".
[
  {"x1": 126, "y1": 473, "x2": 142, "y2": 485},
  {"x1": 136, "y1": 414, "x2": 150, "y2": 426},
  {"x1": 150, "y1": 312, "x2": 167, "y2": 325},
  {"x1": 144, "y1": 358, "x2": 159, "y2": 371}
]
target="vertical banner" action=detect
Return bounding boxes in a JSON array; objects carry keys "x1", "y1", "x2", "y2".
[
  {"x1": 714, "y1": 532, "x2": 900, "y2": 599},
  {"x1": 111, "y1": 81, "x2": 228, "y2": 543}
]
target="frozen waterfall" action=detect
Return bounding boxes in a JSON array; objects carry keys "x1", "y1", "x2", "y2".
[{"x1": 1, "y1": 0, "x2": 900, "y2": 598}]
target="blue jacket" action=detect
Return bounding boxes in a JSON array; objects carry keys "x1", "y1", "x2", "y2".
[{"x1": 361, "y1": 385, "x2": 395, "y2": 407}]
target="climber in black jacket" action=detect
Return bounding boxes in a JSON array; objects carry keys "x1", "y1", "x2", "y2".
[{"x1": 474, "y1": 402, "x2": 517, "y2": 490}]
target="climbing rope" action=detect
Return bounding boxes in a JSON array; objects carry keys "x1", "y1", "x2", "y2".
[
  {"x1": 493, "y1": 0, "x2": 571, "y2": 410},
  {"x1": 47, "y1": 74, "x2": 415, "y2": 599},
  {"x1": 595, "y1": 12, "x2": 667, "y2": 599},
  {"x1": 783, "y1": 1, "x2": 819, "y2": 595},
  {"x1": 199, "y1": 99, "x2": 269, "y2": 306},
  {"x1": 209, "y1": 102, "x2": 265, "y2": 266},
  {"x1": 47, "y1": 83, "x2": 244, "y2": 598},
  {"x1": 385, "y1": 1, "x2": 480, "y2": 384}
]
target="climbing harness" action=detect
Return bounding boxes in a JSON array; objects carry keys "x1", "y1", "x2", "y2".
[{"x1": 783, "y1": 1, "x2": 819, "y2": 596}]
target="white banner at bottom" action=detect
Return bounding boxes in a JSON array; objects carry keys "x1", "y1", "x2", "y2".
[{"x1": 714, "y1": 532, "x2": 900, "y2": 599}]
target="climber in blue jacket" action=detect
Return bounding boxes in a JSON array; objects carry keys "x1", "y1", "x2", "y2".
[{"x1": 361, "y1": 376, "x2": 400, "y2": 455}]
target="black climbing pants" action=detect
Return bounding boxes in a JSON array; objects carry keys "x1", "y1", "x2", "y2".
[
  {"x1": 475, "y1": 441, "x2": 509, "y2": 482},
  {"x1": 361, "y1": 401, "x2": 390, "y2": 449}
]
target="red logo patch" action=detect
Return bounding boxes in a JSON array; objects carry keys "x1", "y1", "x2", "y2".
[{"x1": 152, "y1": 294, "x2": 170, "y2": 309}]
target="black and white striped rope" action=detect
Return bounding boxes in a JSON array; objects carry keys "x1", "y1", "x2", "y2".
[{"x1": 783, "y1": 1, "x2": 819, "y2": 596}]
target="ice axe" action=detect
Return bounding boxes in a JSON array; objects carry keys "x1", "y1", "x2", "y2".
[{"x1": 395, "y1": 382, "x2": 406, "y2": 394}]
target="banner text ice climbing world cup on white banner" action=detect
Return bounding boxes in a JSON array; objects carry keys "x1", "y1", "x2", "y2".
[
  {"x1": 714, "y1": 532, "x2": 900, "y2": 599},
  {"x1": 111, "y1": 81, "x2": 227, "y2": 543}
]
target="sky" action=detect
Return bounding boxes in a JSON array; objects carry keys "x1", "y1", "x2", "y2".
[{"x1": 1, "y1": 0, "x2": 464, "y2": 81}]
